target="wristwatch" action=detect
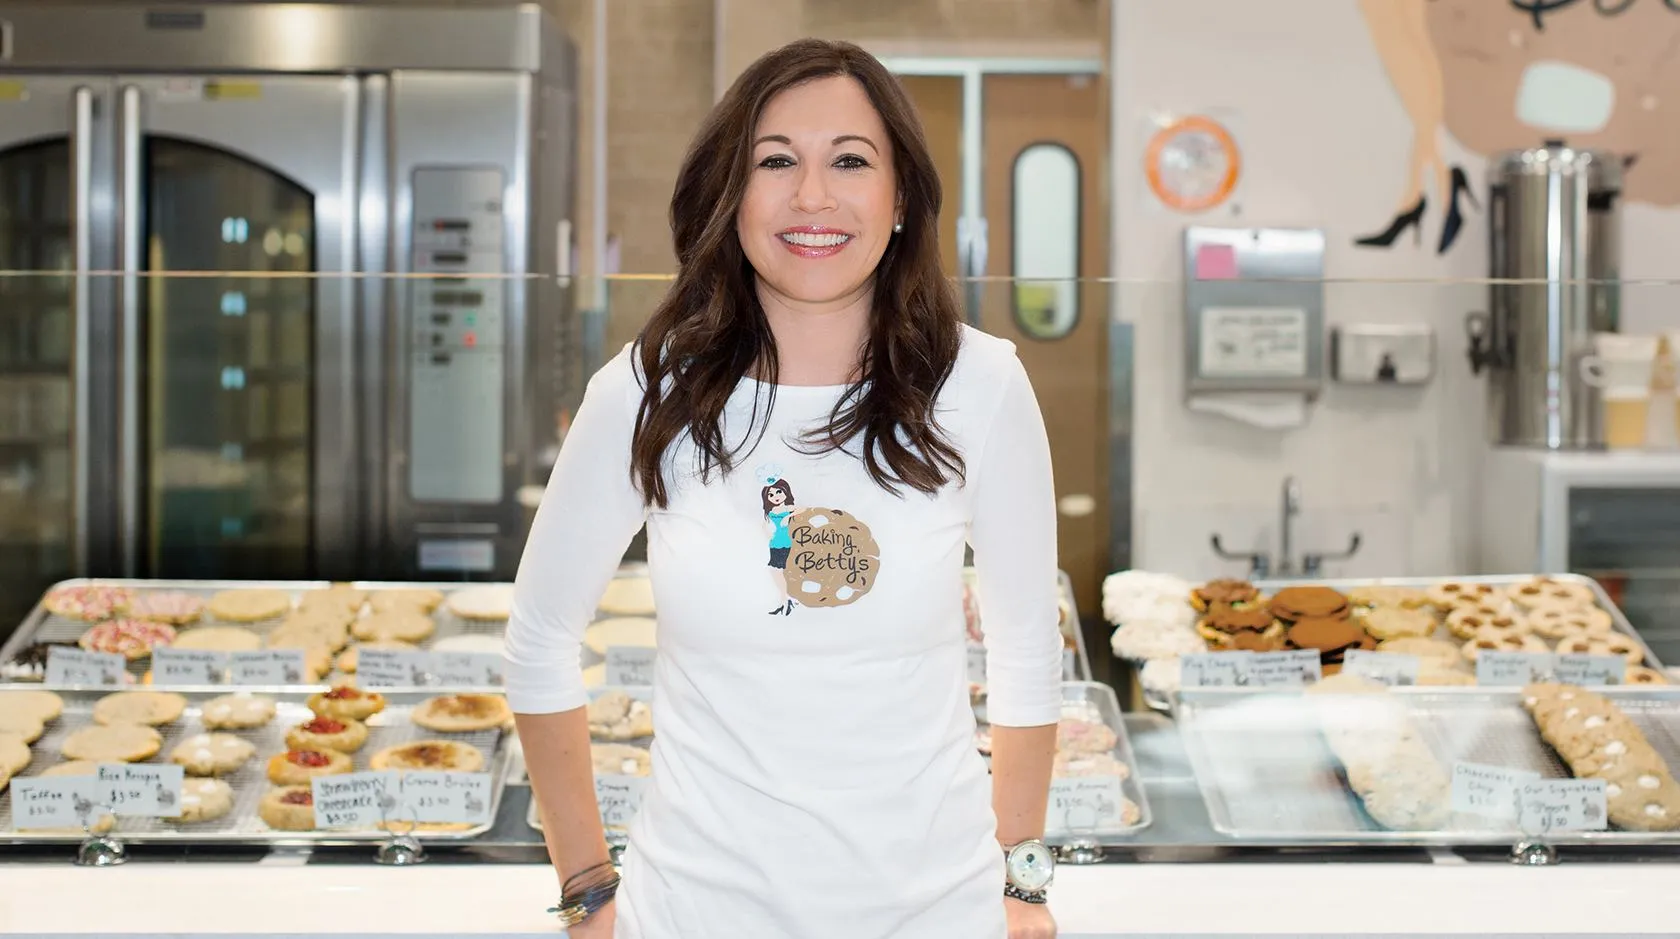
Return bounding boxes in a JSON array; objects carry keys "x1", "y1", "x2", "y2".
[{"x1": 1002, "y1": 839, "x2": 1054, "y2": 904}]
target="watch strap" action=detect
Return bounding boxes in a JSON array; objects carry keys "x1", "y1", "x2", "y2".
[{"x1": 1004, "y1": 883, "x2": 1048, "y2": 905}]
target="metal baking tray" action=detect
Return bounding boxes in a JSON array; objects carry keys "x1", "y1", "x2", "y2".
[
  {"x1": 526, "y1": 685, "x2": 654, "y2": 836},
  {"x1": 963, "y1": 568, "x2": 1091, "y2": 686},
  {"x1": 0, "y1": 685, "x2": 515, "y2": 844},
  {"x1": 1176, "y1": 684, "x2": 1680, "y2": 844}
]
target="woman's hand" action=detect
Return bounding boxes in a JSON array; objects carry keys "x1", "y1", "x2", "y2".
[
  {"x1": 566, "y1": 899, "x2": 616, "y2": 938},
  {"x1": 1005, "y1": 896, "x2": 1056, "y2": 939}
]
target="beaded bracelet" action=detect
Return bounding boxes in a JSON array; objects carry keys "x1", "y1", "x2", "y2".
[{"x1": 549, "y1": 861, "x2": 622, "y2": 926}]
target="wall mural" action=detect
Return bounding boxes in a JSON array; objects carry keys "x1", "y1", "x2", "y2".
[{"x1": 1354, "y1": 0, "x2": 1680, "y2": 253}]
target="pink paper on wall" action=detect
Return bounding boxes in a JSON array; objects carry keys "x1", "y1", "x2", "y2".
[{"x1": 1194, "y1": 243, "x2": 1239, "y2": 280}]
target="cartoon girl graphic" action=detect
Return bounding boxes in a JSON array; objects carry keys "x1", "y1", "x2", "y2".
[{"x1": 761, "y1": 473, "x2": 799, "y2": 616}]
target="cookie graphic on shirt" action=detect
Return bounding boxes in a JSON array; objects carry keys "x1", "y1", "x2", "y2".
[{"x1": 755, "y1": 464, "x2": 881, "y2": 613}]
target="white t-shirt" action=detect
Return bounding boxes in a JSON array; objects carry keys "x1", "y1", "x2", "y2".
[{"x1": 504, "y1": 324, "x2": 1063, "y2": 939}]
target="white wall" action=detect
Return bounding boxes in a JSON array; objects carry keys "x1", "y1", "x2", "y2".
[{"x1": 1109, "y1": 0, "x2": 1680, "y2": 580}]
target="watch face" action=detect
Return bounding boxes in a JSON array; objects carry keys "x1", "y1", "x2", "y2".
[{"x1": 1007, "y1": 842, "x2": 1054, "y2": 891}]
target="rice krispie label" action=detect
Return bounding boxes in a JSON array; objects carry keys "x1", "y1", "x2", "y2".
[{"x1": 96, "y1": 763, "x2": 184, "y2": 817}]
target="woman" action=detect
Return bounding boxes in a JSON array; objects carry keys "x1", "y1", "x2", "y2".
[
  {"x1": 504, "y1": 38, "x2": 1063, "y2": 939},
  {"x1": 760, "y1": 473, "x2": 798, "y2": 615}
]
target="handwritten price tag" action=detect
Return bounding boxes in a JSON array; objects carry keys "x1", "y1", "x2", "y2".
[
  {"x1": 9, "y1": 777, "x2": 98, "y2": 830},
  {"x1": 595, "y1": 775, "x2": 647, "y2": 832},
  {"x1": 44, "y1": 647, "x2": 125, "y2": 686},
  {"x1": 1452, "y1": 761, "x2": 1539, "y2": 820},
  {"x1": 357, "y1": 648, "x2": 433, "y2": 688},
  {"x1": 1180, "y1": 652, "x2": 1253, "y2": 688},
  {"x1": 1249, "y1": 650, "x2": 1323, "y2": 687},
  {"x1": 1046, "y1": 776, "x2": 1129, "y2": 834},
  {"x1": 96, "y1": 763, "x2": 184, "y2": 817},
  {"x1": 1517, "y1": 778, "x2": 1608, "y2": 835},
  {"x1": 966, "y1": 644, "x2": 988, "y2": 685},
  {"x1": 399, "y1": 771, "x2": 493, "y2": 825},
  {"x1": 1554, "y1": 653, "x2": 1628, "y2": 687},
  {"x1": 151, "y1": 648, "x2": 227, "y2": 684},
  {"x1": 1476, "y1": 651, "x2": 1556, "y2": 686},
  {"x1": 229, "y1": 650, "x2": 308, "y2": 685},
  {"x1": 1342, "y1": 650, "x2": 1421, "y2": 687},
  {"x1": 311, "y1": 771, "x2": 401, "y2": 830},
  {"x1": 433, "y1": 652, "x2": 504, "y2": 686},
  {"x1": 604, "y1": 646, "x2": 656, "y2": 687}
]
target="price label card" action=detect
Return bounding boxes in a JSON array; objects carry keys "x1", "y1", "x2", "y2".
[
  {"x1": 1476, "y1": 651, "x2": 1556, "y2": 686},
  {"x1": 44, "y1": 647, "x2": 126, "y2": 686},
  {"x1": 312, "y1": 771, "x2": 401, "y2": 830},
  {"x1": 604, "y1": 646, "x2": 656, "y2": 687},
  {"x1": 1046, "y1": 776, "x2": 1129, "y2": 834},
  {"x1": 1554, "y1": 653, "x2": 1628, "y2": 687},
  {"x1": 966, "y1": 644, "x2": 988, "y2": 686},
  {"x1": 151, "y1": 648, "x2": 227, "y2": 685},
  {"x1": 1517, "y1": 778, "x2": 1609, "y2": 835},
  {"x1": 1452, "y1": 761, "x2": 1539, "y2": 820},
  {"x1": 357, "y1": 648, "x2": 433, "y2": 688},
  {"x1": 96, "y1": 763, "x2": 184, "y2": 818},
  {"x1": 229, "y1": 650, "x2": 309, "y2": 685},
  {"x1": 399, "y1": 771, "x2": 493, "y2": 825},
  {"x1": 595, "y1": 775, "x2": 647, "y2": 831},
  {"x1": 1180, "y1": 652, "x2": 1253, "y2": 688},
  {"x1": 432, "y1": 652, "x2": 504, "y2": 687},
  {"x1": 1249, "y1": 650, "x2": 1323, "y2": 687},
  {"x1": 1342, "y1": 650, "x2": 1421, "y2": 687},
  {"x1": 9, "y1": 777, "x2": 97, "y2": 830}
]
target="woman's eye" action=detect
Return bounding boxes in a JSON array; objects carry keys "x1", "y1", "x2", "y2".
[
  {"x1": 758, "y1": 155, "x2": 794, "y2": 169},
  {"x1": 834, "y1": 154, "x2": 870, "y2": 170}
]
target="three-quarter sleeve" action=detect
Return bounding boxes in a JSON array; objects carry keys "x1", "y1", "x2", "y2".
[
  {"x1": 502, "y1": 345, "x2": 648, "y2": 714},
  {"x1": 967, "y1": 351, "x2": 1064, "y2": 728}
]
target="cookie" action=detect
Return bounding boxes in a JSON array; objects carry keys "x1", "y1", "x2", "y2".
[
  {"x1": 92, "y1": 691, "x2": 186, "y2": 726},
  {"x1": 598, "y1": 577, "x2": 656, "y2": 616},
  {"x1": 275, "y1": 613, "x2": 352, "y2": 649},
  {"x1": 308, "y1": 685, "x2": 386, "y2": 722},
  {"x1": 169, "y1": 733, "x2": 257, "y2": 776},
  {"x1": 200, "y1": 694, "x2": 277, "y2": 730},
  {"x1": 1052, "y1": 751, "x2": 1131, "y2": 779},
  {"x1": 259, "y1": 786, "x2": 319, "y2": 831},
  {"x1": 1589, "y1": 636, "x2": 1644, "y2": 665},
  {"x1": 1358, "y1": 606, "x2": 1436, "y2": 641},
  {"x1": 0, "y1": 733, "x2": 31, "y2": 775},
  {"x1": 1606, "y1": 772, "x2": 1680, "y2": 832},
  {"x1": 1626, "y1": 665, "x2": 1668, "y2": 685},
  {"x1": 1285, "y1": 616, "x2": 1367, "y2": 655},
  {"x1": 367, "y1": 588, "x2": 445, "y2": 615},
  {"x1": 1507, "y1": 577, "x2": 1597, "y2": 611},
  {"x1": 285, "y1": 715, "x2": 369, "y2": 754},
  {"x1": 207, "y1": 588, "x2": 292, "y2": 622},
  {"x1": 337, "y1": 640, "x2": 417, "y2": 674},
  {"x1": 266, "y1": 748, "x2": 354, "y2": 786},
  {"x1": 592, "y1": 743, "x2": 652, "y2": 777},
  {"x1": 582, "y1": 663, "x2": 607, "y2": 688},
  {"x1": 1056, "y1": 716, "x2": 1118, "y2": 754},
  {"x1": 261, "y1": 631, "x2": 335, "y2": 679},
  {"x1": 1445, "y1": 606, "x2": 1525, "y2": 641},
  {"x1": 172, "y1": 626, "x2": 263, "y2": 653},
  {"x1": 78, "y1": 619, "x2": 177, "y2": 660},
  {"x1": 1347, "y1": 585, "x2": 1430, "y2": 610},
  {"x1": 0, "y1": 690, "x2": 60, "y2": 728},
  {"x1": 1555, "y1": 635, "x2": 1598, "y2": 656},
  {"x1": 1461, "y1": 630, "x2": 1547, "y2": 661},
  {"x1": 1425, "y1": 581, "x2": 1501, "y2": 611},
  {"x1": 351, "y1": 609, "x2": 436, "y2": 644},
  {"x1": 780, "y1": 508, "x2": 881, "y2": 608},
  {"x1": 1198, "y1": 603, "x2": 1275, "y2": 634},
  {"x1": 1307, "y1": 675, "x2": 1451, "y2": 831},
  {"x1": 1416, "y1": 664, "x2": 1476, "y2": 686},
  {"x1": 587, "y1": 690, "x2": 654, "y2": 741},
  {"x1": 412, "y1": 694, "x2": 512, "y2": 733},
  {"x1": 1214, "y1": 627, "x2": 1288, "y2": 652},
  {"x1": 42, "y1": 585, "x2": 135, "y2": 622},
  {"x1": 61, "y1": 723, "x2": 162, "y2": 762},
  {"x1": 584, "y1": 618, "x2": 657, "y2": 656},
  {"x1": 1190, "y1": 579, "x2": 1260, "y2": 610},
  {"x1": 369, "y1": 739, "x2": 485, "y2": 772},
  {"x1": 297, "y1": 585, "x2": 367, "y2": 616},
  {"x1": 170, "y1": 778, "x2": 235, "y2": 823},
  {"x1": 1377, "y1": 637, "x2": 1464, "y2": 667},
  {"x1": 1270, "y1": 586, "x2": 1351, "y2": 621},
  {"x1": 445, "y1": 585, "x2": 515, "y2": 622},
  {"x1": 120, "y1": 591, "x2": 205, "y2": 625},
  {"x1": 1526, "y1": 605, "x2": 1612, "y2": 640}
]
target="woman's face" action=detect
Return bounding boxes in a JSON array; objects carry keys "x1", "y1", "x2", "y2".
[
  {"x1": 738, "y1": 75, "x2": 900, "y2": 313},
  {"x1": 767, "y1": 487, "x2": 787, "y2": 507}
]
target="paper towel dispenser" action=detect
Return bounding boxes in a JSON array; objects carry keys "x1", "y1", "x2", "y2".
[{"x1": 1182, "y1": 227, "x2": 1326, "y2": 399}]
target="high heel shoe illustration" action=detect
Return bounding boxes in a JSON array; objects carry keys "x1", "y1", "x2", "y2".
[
  {"x1": 1437, "y1": 165, "x2": 1479, "y2": 255},
  {"x1": 1354, "y1": 196, "x2": 1426, "y2": 248}
]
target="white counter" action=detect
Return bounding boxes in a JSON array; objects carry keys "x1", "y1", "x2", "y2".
[{"x1": 0, "y1": 859, "x2": 1667, "y2": 935}]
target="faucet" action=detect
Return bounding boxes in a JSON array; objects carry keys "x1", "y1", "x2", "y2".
[
  {"x1": 1209, "y1": 475, "x2": 1362, "y2": 580},
  {"x1": 1280, "y1": 476, "x2": 1302, "y2": 576}
]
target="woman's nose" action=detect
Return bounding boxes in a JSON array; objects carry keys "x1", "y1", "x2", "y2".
[{"x1": 791, "y1": 165, "x2": 836, "y2": 213}]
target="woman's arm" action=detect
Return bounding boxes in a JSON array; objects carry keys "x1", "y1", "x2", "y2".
[
  {"x1": 966, "y1": 350, "x2": 1064, "y2": 846},
  {"x1": 504, "y1": 346, "x2": 648, "y2": 888}
]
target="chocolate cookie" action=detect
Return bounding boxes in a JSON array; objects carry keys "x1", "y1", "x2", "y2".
[
  {"x1": 1191, "y1": 579, "x2": 1260, "y2": 610},
  {"x1": 1270, "y1": 586, "x2": 1351, "y2": 621},
  {"x1": 1286, "y1": 616, "x2": 1368, "y2": 655},
  {"x1": 1200, "y1": 603, "x2": 1275, "y2": 633},
  {"x1": 1224, "y1": 629, "x2": 1288, "y2": 652}
]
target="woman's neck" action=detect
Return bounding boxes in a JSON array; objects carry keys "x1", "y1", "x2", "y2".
[{"x1": 756, "y1": 282, "x2": 871, "y2": 387}]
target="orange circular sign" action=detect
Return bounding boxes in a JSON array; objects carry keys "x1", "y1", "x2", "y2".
[{"x1": 1144, "y1": 116, "x2": 1241, "y2": 212}]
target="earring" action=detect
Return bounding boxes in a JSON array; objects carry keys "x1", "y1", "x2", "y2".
[{"x1": 893, "y1": 222, "x2": 903, "y2": 233}]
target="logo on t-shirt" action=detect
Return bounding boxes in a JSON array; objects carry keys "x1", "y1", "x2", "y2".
[{"x1": 757, "y1": 463, "x2": 879, "y2": 615}]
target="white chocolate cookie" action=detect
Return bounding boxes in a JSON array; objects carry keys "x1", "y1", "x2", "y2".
[
  {"x1": 170, "y1": 778, "x2": 235, "y2": 823},
  {"x1": 199, "y1": 694, "x2": 277, "y2": 730},
  {"x1": 169, "y1": 733, "x2": 257, "y2": 776}
]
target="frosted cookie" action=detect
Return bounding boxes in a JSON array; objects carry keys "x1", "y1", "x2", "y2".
[
  {"x1": 337, "y1": 640, "x2": 417, "y2": 674},
  {"x1": 412, "y1": 693, "x2": 512, "y2": 733},
  {"x1": 1358, "y1": 606, "x2": 1436, "y2": 641},
  {"x1": 591, "y1": 743, "x2": 652, "y2": 777},
  {"x1": 0, "y1": 711, "x2": 45, "y2": 745},
  {"x1": 120, "y1": 591, "x2": 205, "y2": 625},
  {"x1": 285, "y1": 715, "x2": 369, "y2": 754},
  {"x1": 207, "y1": 588, "x2": 292, "y2": 622},
  {"x1": 172, "y1": 626, "x2": 263, "y2": 653},
  {"x1": 308, "y1": 685, "x2": 387, "y2": 722},
  {"x1": 79, "y1": 619, "x2": 177, "y2": 660},
  {"x1": 170, "y1": 778, "x2": 235, "y2": 823},
  {"x1": 351, "y1": 609, "x2": 436, "y2": 644},
  {"x1": 587, "y1": 690, "x2": 654, "y2": 741},
  {"x1": 369, "y1": 739, "x2": 485, "y2": 772},
  {"x1": 583, "y1": 618, "x2": 657, "y2": 656},
  {"x1": 61, "y1": 724, "x2": 161, "y2": 762},
  {"x1": 169, "y1": 733, "x2": 256, "y2": 776},
  {"x1": 92, "y1": 691, "x2": 187, "y2": 726},
  {"x1": 0, "y1": 733, "x2": 31, "y2": 775},
  {"x1": 1052, "y1": 751, "x2": 1130, "y2": 780},
  {"x1": 42, "y1": 585, "x2": 135, "y2": 622},
  {"x1": 368, "y1": 588, "x2": 445, "y2": 615},
  {"x1": 598, "y1": 577, "x2": 656, "y2": 616},
  {"x1": 199, "y1": 694, "x2": 276, "y2": 732},
  {"x1": 1056, "y1": 717, "x2": 1119, "y2": 755},
  {"x1": 1507, "y1": 577, "x2": 1597, "y2": 611},
  {"x1": 446, "y1": 585, "x2": 515, "y2": 621},
  {"x1": 266, "y1": 748, "x2": 353, "y2": 786},
  {"x1": 259, "y1": 786, "x2": 319, "y2": 831}
]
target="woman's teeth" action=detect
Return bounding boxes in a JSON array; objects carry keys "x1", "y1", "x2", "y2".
[{"x1": 780, "y1": 232, "x2": 850, "y2": 247}]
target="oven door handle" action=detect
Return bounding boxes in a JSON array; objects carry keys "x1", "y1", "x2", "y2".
[
  {"x1": 69, "y1": 85, "x2": 94, "y2": 573},
  {"x1": 117, "y1": 83, "x2": 143, "y2": 576}
]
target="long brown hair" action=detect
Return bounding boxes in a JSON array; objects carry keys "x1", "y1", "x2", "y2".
[{"x1": 630, "y1": 38, "x2": 965, "y2": 509}]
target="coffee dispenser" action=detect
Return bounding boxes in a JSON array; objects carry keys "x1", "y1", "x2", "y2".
[{"x1": 1468, "y1": 141, "x2": 1623, "y2": 449}]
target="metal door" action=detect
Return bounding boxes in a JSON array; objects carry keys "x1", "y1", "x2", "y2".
[
  {"x1": 115, "y1": 75, "x2": 358, "y2": 579},
  {"x1": 0, "y1": 75, "x2": 117, "y2": 627}
]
